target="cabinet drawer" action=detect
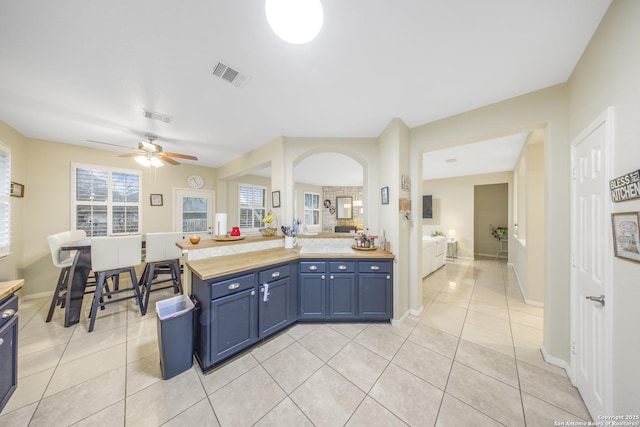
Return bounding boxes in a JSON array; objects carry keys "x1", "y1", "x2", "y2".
[
  {"x1": 0, "y1": 295, "x2": 18, "y2": 330},
  {"x1": 210, "y1": 274, "x2": 255, "y2": 299},
  {"x1": 258, "y1": 264, "x2": 290, "y2": 283},
  {"x1": 358, "y1": 261, "x2": 391, "y2": 274},
  {"x1": 299, "y1": 262, "x2": 326, "y2": 273},
  {"x1": 329, "y1": 261, "x2": 355, "y2": 273}
]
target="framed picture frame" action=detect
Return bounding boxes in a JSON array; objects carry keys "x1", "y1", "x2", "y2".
[
  {"x1": 401, "y1": 174, "x2": 411, "y2": 192},
  {"x1": 272, "y1": 190, "x2": 281, "y2": 208},
  {"x1": 10, "y1": 182, "x2": 24, "y2": 198},
  {"x1": 611, "y1": 212, "x2": 640, "y2": 263},
  {"x1": 150, "y1": 194, "x2": 163, "y2": 206},
  {"x1": 381, "y1": 186, "x2": 389, "y2": 205}
]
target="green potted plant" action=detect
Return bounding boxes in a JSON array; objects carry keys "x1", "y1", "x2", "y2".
[{"x1": 489, "y1": 224, "x2": 508, "y2": 240}]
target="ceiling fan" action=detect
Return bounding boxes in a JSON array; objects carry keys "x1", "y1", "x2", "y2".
[{"x1": 87, "y1": 134, "x2": 198, "y2": 166}]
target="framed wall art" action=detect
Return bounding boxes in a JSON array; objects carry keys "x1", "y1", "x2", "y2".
[
  {"x1": 381, "y1": 186, "x2": 389, "y2": 205},
  {"x1": 611, "y1": 211, "x2": 640, "y2": 263},
  {"x1": 272, "y1": 191, "x2": 281, "y2": 208},
  {"x1": 150, "y1": 194, "x2": 163, "y2": 206},
  {"x1": 10, "y1": 182, "x2": 24, "y2": 198}
]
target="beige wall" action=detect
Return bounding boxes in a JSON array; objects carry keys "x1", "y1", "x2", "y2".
[
  {"x1": 4, "y1": 131, "x2": 216, "y2": 296},
  {"x1": 422, "y1": 172, "x2": 512, "y2": 260},
  {"x1": 410, "y1": 84, "x2": 570, "y2": 363},
  {"x1": 0, "y1": 121, "x2": 27, "y2": 285},
  {"x1": 474, "y1": 183, "x2": 509, "y2": 257},
  {"x1": 568, "y1": 0, "x2": 640, "y2": 412},
  {"x1": 510, "y1": 138, "x2": 545, "y2": 305}
]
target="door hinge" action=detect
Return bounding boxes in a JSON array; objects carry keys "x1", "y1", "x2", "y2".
[
  {"x1": 571, "y1": 254, "x2": 577, "y2": 267},
  {"x1": 572, "y1": 167, "x2": 576, "y2": 180},
  {"x1": 571, "y1": 341, "x2": 577, "y2": 355}
]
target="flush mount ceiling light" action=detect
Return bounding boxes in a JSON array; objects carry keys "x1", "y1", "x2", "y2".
[{"x1": 265, "y1": 0, "x2": 324, "y2": 44}]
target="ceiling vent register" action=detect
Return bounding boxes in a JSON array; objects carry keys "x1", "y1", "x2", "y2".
[
  {"x1": 212, "y1": 62, "x2": 248, "y2": 87},
  {"x1": 142, "y1": 109, "x2": 172, "y2": 123}
]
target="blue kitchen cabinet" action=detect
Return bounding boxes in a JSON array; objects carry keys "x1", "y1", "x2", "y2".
[
  {"x1": 299, "y1": 261, "x2": 327, "y2": 319},
  {"x1": 358, "y1": 261, "x2": 393, "y2": 320},
  {"x1": 328, "y1": 261, "x2": 356, "y2": 318},
  {"x1": 258, "y1": 263, "x2": 296, "y2": 337}
]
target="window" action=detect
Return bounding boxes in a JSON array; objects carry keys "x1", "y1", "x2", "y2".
[
  {"x1": 239, "y1": 184, "x2": 266, "y2": 229},
  {"x1": 0, "y1": 144, "x2": 10, "y2": 258},
  {"x1": 304, "y1": 192, "x2": 320, "y2": 225},
  {"x1": 71, "y1": 163, "x2": 141, "y2": 236}
]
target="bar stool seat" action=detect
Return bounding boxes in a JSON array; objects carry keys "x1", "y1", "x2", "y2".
[
  {"x1": 46, "y1": 231, "x2": 75, "y2": 322},
  {"x1": 88, "y1": 235, "x2": 144, "y2": 332},
  {"x1": 139, "y1": 232, "x2": 184, "y2": 315}
]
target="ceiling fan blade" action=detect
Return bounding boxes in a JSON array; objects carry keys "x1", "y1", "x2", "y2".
[
  {"x1": 118, "y1": 152, "x2": 143, "y2": 158},
  {"x1": 159, "y1": 152, "x2": 198, "y2": 161},
  {"x1": 87, "y1": 139, "x2": 135, "y2": 150},
  {"x1": 159, "y1": 156, "x2": 180, "y2": 165}
]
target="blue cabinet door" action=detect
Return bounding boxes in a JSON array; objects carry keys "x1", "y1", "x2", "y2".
[
  {"x1": 329, "y1": 273, "x2": 356, "y2": 318},
  {"x1": 358, "y1": 272, "x2": 392, "y2": 320},
  {"x1": 299, "y1": 273, "x2": 326, "y2": 319},
  {"x1": 210, "y1": 288, "x2": 257, "y2": 363},
  {"x1": 259, "y1": 277, "x2": 290, "y2": 338}
]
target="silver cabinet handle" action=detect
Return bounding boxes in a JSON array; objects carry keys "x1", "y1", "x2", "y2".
[
  {"x1": 321, "y1": 275, "x2": 325, "y2": 279},
  {"x1": 309, "y1": 265, "x2": 318, "y2": 271},
  {"x1": 1, "y1": 309, "x2": 15, "y2": 319},
  {"x1": 338, "y1": 265, "x2": 347, "y2": 270},
  {"x1": 370, "y1": 265, "x2": 380, "y2": 271},
  {"x1": 271, "y1": 271, "x2": 280, "y2": 278},
  {"x1": 330, "y1": 275, "x2": 334, "y2": 280},
  {"x1": 0, "y1": 338, "x2": 3, "y2": 346},
  {"x1": 386, "y1": 275, "x2": 390, "y2": 279},
  {"x1": 228, "y1": 283, "x2": 240, "y2": 290},
  {"x1": 251, "y1": 290, "x2": 255, "y2": 296},
  {"x1": 585, "y1": 295, "x2": 605, "y2": 306}
]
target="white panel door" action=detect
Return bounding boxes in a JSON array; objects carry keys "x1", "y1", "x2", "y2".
[
  {"x1": 571, "y1": 110, "x2": 612, "y2": 417},
  {"x1": 174, "y1": 188, "x2": 214, "y2": 237}
]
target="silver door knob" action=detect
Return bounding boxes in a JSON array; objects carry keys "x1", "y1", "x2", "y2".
[{"x1": 585, "y1": 295, "x2": 605, "y2": 306}]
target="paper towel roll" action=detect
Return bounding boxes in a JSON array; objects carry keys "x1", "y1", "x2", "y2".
[{"x1": 214, "y1": 213, "x2": 228, "y2": 237}]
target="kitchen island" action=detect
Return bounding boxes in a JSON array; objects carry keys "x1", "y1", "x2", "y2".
[{"x1": 186, "y1": 245, "x2": 394, "y2": 372}]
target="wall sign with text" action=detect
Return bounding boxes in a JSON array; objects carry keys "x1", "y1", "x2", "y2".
[{"x1": 610, "y1": 169, "x2": 640, "y2": 202}]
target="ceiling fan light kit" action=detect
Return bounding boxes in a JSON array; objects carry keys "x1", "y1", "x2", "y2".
[{"x1": 88, "y1": 135, "x2": 198, "y2": 167}]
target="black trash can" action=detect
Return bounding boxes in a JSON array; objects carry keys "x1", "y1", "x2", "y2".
[{"x1": 156, "y1": 295, "x2": 194, "y2": 379}]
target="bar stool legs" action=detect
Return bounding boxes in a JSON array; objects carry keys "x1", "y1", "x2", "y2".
[{"x1": 139, "y1": 259, "x2": 183, "y2": 315}]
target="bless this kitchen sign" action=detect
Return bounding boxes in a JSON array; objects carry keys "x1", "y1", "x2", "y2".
[{"x1": 610, "y1": 169, "x2": 640, "y2": 202}]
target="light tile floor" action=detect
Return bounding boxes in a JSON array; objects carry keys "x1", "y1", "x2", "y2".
[{"x1": 0, "y1": 257, "x2": 591, "y2": 426}]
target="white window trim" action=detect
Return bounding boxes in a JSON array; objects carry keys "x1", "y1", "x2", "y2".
[
  {"x1": 0, "y1": 143, "x2": 11, "y2": 258},
  {"x1": 238, "y1": 183, "x2": 267, "y2": 231},
  {"x1": 71, "y1": 162, "x2": 142, "y2": 236},
  {"x1": 304, "y1": 192, "x2": 321, "y2": 231}
]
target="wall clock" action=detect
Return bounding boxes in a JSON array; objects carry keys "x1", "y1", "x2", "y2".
[{"x1": 187, "y1": 175, "x2": 204, "y2": 189}]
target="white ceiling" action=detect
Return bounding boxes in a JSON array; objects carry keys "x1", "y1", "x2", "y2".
[
  {"x1": 423, "y1": 133, "x2": 529, "y2": 180},
  {"x1": 0, "y1": 1, "x2": 611, "y2": 170}
]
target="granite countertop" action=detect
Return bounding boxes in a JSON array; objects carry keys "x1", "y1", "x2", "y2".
[
  {"x1": 0, "y1": 279, "x2": 25, "y2": 300},
  {"x1": 187, "y1": 247, "x2": 394, "y2": 281}
]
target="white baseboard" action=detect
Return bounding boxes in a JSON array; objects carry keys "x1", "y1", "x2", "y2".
[
  {"x1": 391, "y1": 309, "x2": 412, "y2": 327},
  {"x1": 409, "y1": 305, "x2": 424, "y2": 317},
  {"x1": 540, "y1": 345, "x2": 568, "y2": 369},
  {"x1": 21, "y1": 290, "x2": 54, "y2": 300},
  {"x1": 509, "y1": 264, "x2": 544, "y2": 307}
]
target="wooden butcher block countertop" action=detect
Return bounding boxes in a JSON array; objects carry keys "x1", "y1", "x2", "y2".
[
  {"x1": 187, "y1": 247, "x2": 394, "y2": 281},
  {"x1": 0, "y1": 279, "x2": 25, "y2": 300}
]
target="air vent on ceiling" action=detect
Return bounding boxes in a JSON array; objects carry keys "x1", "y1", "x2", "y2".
[
  {"x1": 142, "y1": 109, "x2": 172, "y2": 123},
  {"x1": 212, "y1": 61, "x2": 249, "y2": 87}
]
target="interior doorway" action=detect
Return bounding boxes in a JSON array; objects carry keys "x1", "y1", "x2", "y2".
[{"x1": 474, "y1": 183, "x2": 509, "y2": 258}]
